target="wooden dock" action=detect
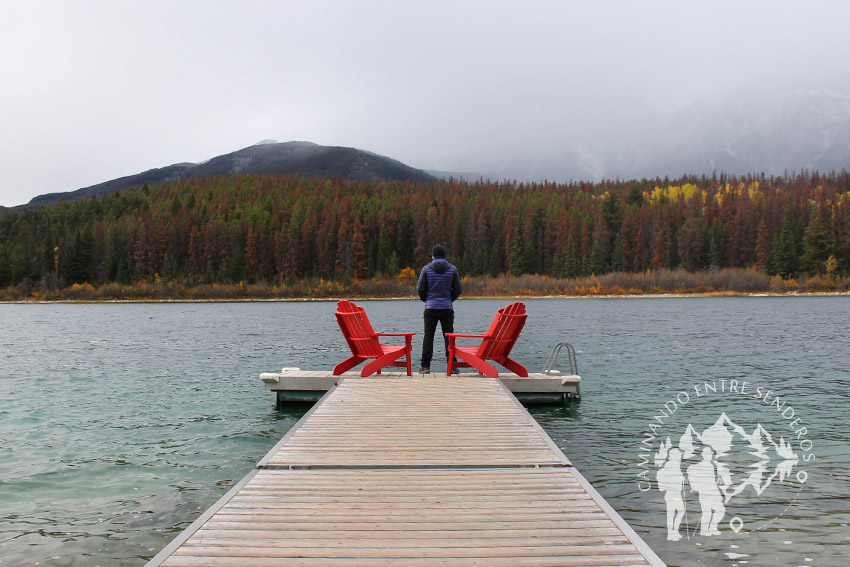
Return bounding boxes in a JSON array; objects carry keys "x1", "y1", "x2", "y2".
[
  {"x1": 260, "y1": 368, "x2": 582, "y2": 406},
  {"x1": 148, "y1": 378, "x2": 663, "y2": 566}
]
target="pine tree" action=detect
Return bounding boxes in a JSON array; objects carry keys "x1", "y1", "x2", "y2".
[
  {"x1": 609, "y1": 234, "x2": 625, "y2": 273},
  {"x1": 800, "y1": 216, "x2": 836, "y2": 275},
  {"x1": 769, "y1": 213, "x2": 800, "y2": 278},
  {"x1": 754, "y1": 219, "x2": 770, "y2": 272},
  {"x1": 509, "y1": 227, "x2": 527, "y2": 276},
  {"x1": 707, "y1": 221, "x2": 728, "y2": 268},
  {"x1": 61, "y1": 226, "x2": 96, "y2": 284}
]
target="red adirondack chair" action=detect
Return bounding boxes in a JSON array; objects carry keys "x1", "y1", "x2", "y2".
[
  {"x1": 446, "y1": 302, "x2": 529, "y2": 378},
  {"x1": 333, "y1": 300, "x2": 415, "y2": 377}
]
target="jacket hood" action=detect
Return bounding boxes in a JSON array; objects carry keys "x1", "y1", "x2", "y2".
[{"x1": 428, "y1": 258, "x2": 451, "y2": 274}]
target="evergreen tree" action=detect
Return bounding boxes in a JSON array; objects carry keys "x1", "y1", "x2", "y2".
[
  {"x1": 564, "y1": 236, "x2": 581, "y2": 278},
  {"x1": 61, "y1": 226, "x2": 96, "y2": 284},
  {"x1": 508, "y1": 227, "x2": 527, "y2": 276},
  {"x1": 0, "y1": 242, "x2": 12, "y2": 286},
  {"x1": 754, "y1": 219, "x2": 771, "y2": 272},
  {"x1": 0, "y1": 171, "x2": 848, "y2": 294},
  {"x1": 609, "y1": 234, "x2": 625, "y2": 272},
  {"x1": 376, "y1": 227, "x2": 393, "y2": 275},
  {"x1": 626, "y1": 183, "x2": 646, "y2": 207},
  {"x1": 707, "y1": 221, "x2": 728, "y2": 268},
  {"x1": 800, "y1": 216, "x2": 836, "y2": 275},
  {"x1": 769, "y1": 213, "x2": 800, "y2": 278}
]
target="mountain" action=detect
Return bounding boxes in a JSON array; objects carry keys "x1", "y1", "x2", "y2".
[
  {"x1": 646, "y1": 87, "x2": 850, "y2": 178},
  {"x1": 23, "y1": 141, "x2": 435, "y2": 208},
  {"x1": 476, "y1": 87, "x2": 850, "y2": 183},
  {"x1": 9, "y1": 86, "x2": 850, "y2": 212}
]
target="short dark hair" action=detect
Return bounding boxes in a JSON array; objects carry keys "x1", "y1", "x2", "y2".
[{"x1": 432, "y1": 244, "x2": 446, "y2": 258}]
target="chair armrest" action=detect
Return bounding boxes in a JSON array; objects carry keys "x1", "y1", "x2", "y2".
[
  {"x1": 445, "y1": 333, "x2": 487, "y2": 338},
  {"x1": 375, "y1": 332, "x2": 416, "y2": 337}
]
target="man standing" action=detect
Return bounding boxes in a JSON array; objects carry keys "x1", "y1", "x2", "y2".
[
  {"x1": 657, "y1": 447, "x2": 686, "y2": 541},
  {"x1": 687, "y1": 447, "x2": 726, "y2": 536},
  {"x1": 417, "y1": 244, "x2": 462, "y2": 374}
]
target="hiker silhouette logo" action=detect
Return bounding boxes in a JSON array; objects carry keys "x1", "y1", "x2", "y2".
[{"x1": 636, "y1": 380, "x2": 814, "y2": 541}]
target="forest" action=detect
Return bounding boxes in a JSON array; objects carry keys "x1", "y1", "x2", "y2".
[{"x1": 1, "y1": 171, "x2": 849, "y2": 300}]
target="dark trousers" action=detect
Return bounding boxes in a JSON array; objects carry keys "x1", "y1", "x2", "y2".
[{"x1": 421, "y1": 308, "x2": 454, "y2": 368}]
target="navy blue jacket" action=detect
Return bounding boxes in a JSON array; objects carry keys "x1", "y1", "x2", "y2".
[{"x1": 418, "y1": 258, "x2": 462, "y2": 310}]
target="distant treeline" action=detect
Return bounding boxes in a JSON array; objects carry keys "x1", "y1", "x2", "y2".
[{"x1": 1, "y1": 171, "x2": 849, "y2": 298}]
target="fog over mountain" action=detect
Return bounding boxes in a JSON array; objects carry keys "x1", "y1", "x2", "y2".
[
  {"x1": 468, "y1": 86, "x2": 850, "y2": 183},
  {"x1": 647, "y1": 87, "x2": 850, "y2": 178},
  {"x1": 5, "y1": 3, "x2": 850, "y2": 208},
  {"x1": 5, "y1": 84, "x2": 850, "y2": 212}
]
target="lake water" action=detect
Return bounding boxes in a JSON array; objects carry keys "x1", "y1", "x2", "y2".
[{"x1": 1, "y1": 298, "x2": 848, "y2": 566}]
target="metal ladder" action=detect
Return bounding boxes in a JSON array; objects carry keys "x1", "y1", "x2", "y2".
[{"x1": 542, "y1": 342, "x2": 578, "y2": 376}]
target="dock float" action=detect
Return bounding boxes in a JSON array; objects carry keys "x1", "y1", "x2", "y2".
[
  {"x1": 260, "y1": 368, "x2": 582, "y2": 406},
  {"x1": 148, "y1": 377, "x2": 663, "y2": 566}
]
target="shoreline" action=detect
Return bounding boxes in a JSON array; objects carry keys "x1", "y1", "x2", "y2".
[{"x1": 3, "y1": 290, "x2": 850, "y2": 304}]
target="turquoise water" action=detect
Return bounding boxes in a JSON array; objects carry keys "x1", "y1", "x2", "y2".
[{"x1": 1, "y1": 298, "x2": 849, "y2": 566}]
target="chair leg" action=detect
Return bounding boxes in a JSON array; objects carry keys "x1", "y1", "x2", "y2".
[
  {"x1": 501, "y1": 357, "x2": 529, "y2": 377},
  {"x1": 454, "y1": 349, "x2": 499, "y2": 378},
  {"x1": 334, "y1": 355, "x2": 365, "y2": 375},
  {"x1": 361, "y1": 350, "x2": 406, "y2": 377}
]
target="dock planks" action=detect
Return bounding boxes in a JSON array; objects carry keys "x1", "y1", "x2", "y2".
[
  {"x1": 149, "y1": 378, "x2": 663, "y2": 566},
  {"x1": 260, "y1": 378, "x2": 567, "y2": 468}
]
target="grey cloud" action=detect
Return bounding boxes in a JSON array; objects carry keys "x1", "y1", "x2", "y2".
[{"x1": 3, "y1": 1, "x2": 850, "y2": 206}]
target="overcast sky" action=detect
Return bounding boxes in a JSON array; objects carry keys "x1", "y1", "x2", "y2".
[{"x1": 2, "y1": 0, "x2": 849, "y2": 206}]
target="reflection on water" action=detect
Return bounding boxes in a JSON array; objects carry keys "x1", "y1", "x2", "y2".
[{"x1": 1, "y1": 298, "x2": 849, "y2": 566}]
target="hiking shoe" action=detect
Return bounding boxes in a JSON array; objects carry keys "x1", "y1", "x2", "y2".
[{"x1": 419, "y1": 367, "x2": 430, "y2": 374}]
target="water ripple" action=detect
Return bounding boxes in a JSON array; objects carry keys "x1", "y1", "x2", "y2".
[{"x1": 1, "y1": 298, "x2": 848, "y2": 566}]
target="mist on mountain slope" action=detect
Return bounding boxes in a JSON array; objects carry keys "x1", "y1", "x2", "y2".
[{"x1": 460, "y1": 85, "x2": 850, "y2": 183}]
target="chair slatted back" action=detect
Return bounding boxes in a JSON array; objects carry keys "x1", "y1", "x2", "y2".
[
  {"x1": 476, "y1": 302, "x2": 527, "y2": 360},
  {"x1": 335, "y1": 300, "x2": 383, "y2": 357}
]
